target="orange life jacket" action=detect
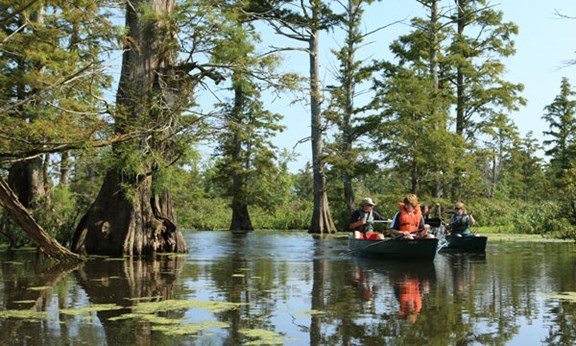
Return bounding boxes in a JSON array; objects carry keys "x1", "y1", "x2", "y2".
[
  {"x1": 398, "y1": 202, "x2": 422, "y2": 232},
  {"x1": 398, "y1": 278, "x2": 422, "y2": 316}
]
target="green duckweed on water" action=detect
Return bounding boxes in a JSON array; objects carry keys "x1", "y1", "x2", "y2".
[
  {"x1": 0, "y1": 310, "x2": 49, "y2": 320},
  {"x1": 152, "y1": 320, "x2": 229, "y2": 335},
  {"x1": 134, "y1": 299, "x2": 243, "y2": 314},
  {"x1": 59, "y1": 304, "x2": 124, "y2": 315},
  {"x1": 537, "y1": 291, "x2": 576, "y2": 302},
  {"x1": 126, "y1": 296, "x2": 164, "y2": 301},
  {"x1": 293, "y1": 309, "x2": 327, "y2": 317},
  {"x1": 240, "y1": 328, "x2": 298, "y2": 345},
  {"x1": 108, "y1": 313, "x2": 184, "y2": 324}
]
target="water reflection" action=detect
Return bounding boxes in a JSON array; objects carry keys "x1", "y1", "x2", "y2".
[
  {"x1": 351, "y1": 258, "x2": 436, "y2": 323},
  {"x1": 0, "y1": 233, "x2": 575, "y2": 345},
  {"x1": 394, "y1": 274, "x2": 423, "y2": 323},
  {"x1": 74, "y1": 255, "x2": 186, "y2": 345},
  {"x1": 443, "y1": 252, "x2": 486, "y2": 294}
]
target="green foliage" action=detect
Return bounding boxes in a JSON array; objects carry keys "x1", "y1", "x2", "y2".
[
  {"x1": 0, "y1": 213, "x2": 31, "y2": 248},
  {"x1": 542, "y1": 77, "x2": 576, "y2": 178},
  {"x1": 33, "y1": 187, "x2": 80, "y2": 246},
  {"x1": 251, "y1": 199, "x2": 312, "y2": 230},
  {"x1": 0, "y1": 0, "x2": 119, "y2": 158},
  {"x1": 178, "y1": 196, "x2": 232, "y2": 231},
  {"x1": 3, "y1": 0, "x2": 576, "y2": 246},
  {"x1": 513, "y1": 201, "x2": 576, "y2": 239}
]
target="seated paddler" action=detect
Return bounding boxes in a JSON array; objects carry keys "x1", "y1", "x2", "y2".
[
  {"x1": 390, "y1": 194, "x2": 434, "y2": 239},
  {"x1": 349, "y1": 198, "x2": 390, "y2": 239},
  {"x1": 448, "y1": 202, "x2": 478, "y2": 237}
]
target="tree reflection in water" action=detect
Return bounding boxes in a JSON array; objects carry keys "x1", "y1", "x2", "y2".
[
  {"x1": 74, "y1": 255, "x2": 186, "y2": 345},
  {"x1": 0, "y1": 233, "x2": 576, "y2": 345}
]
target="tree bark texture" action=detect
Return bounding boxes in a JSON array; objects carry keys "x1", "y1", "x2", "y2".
[
  {"x1": 2, "y1": 158, "x2": 48, "y2": 245},
  {"x1": 308, "y1": 15, "x2": 336, "y2": 234},
  {"x1": 455, "y1": 0, "x2": 466, "y2": 137},
  {"x1": 71, "y1": 0, "x2": 188, "y2": 257},
  {"x1": 342, "y1": 0, "x2": 356, "y2": 212},
  {"x1": 0, "y1": 176, "x2": 80, "y2": 261},
  {"x1": 7, "y1": 158, "x2": 46, "y2": 208},
  {"x1": 229, "y1": 71, "x2": 253, "y2": 231}
]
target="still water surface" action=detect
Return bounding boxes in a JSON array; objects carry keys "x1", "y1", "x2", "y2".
[{"x1": 0, "y1": 231, "x2": 575, "y2": 345}]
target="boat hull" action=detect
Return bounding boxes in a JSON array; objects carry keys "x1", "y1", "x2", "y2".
[
  {"x1": 348, "y1": 237, "x2": 439, "y2": 261},
  {"x1": 443, "y1": 235, "x2": 487, "y2": 252}
]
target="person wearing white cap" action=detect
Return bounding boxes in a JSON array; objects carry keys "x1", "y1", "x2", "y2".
[{"x1": 349, "y1": 198, "x2": 390, "y2": 239}]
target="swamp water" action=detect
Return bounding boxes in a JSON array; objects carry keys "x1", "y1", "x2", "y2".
[{"x1": 0, "y1": 231, "x2": 575, "y2": 346}]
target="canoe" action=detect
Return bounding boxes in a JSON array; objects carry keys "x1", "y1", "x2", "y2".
[
  {"x1": 348, "y1": 237, "x2": 439, "y2": 261},
  {"x1": 442, "y1": 235, "x2": 487, "y2": 252}
]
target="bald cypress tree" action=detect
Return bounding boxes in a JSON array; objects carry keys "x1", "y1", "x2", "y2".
[
  {"x1": 0, "y1": 0, "x2": 117, "y2": 258},
  {"x1": 542, "y1": 77, "x2": 576, "y2": 177}
]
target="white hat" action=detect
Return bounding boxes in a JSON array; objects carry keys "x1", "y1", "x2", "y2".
[{"x1": 361, "y1": 198, "x2": 375, "y2": 206}]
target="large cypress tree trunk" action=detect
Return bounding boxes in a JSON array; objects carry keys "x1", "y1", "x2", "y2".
[
  {"x1": 229, "y1": 71, "x2": 253, "y2": 232},
  {"x1": 71, "y1": 0, "x2": 187, "y2": 257},
  {"x1": 230, "y1": 165, "x2": 253, "y2": 231}
]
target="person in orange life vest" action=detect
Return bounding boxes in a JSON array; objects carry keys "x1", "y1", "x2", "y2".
[
  {"x1": 389, "y1": 194, "x2": 433, "y2": 239},
  {"x1": 395, "y1": 276, "x2": 422, "y2": 324},
  {"x1": 349, "y1": 198, "x2": 390, "y2": 239}
]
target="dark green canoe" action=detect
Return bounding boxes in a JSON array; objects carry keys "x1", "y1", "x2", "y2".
[
  {"x1": 348, "y1": 237, "x2": 439, "y2": 261},
  {"x1": 443, "y1": 235, "x2": 487, "y2": 252}
]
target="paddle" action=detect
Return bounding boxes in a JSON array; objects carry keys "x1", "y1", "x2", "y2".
[{"x1": 391, "y1": 228, "x2": 427, "y2": 239}]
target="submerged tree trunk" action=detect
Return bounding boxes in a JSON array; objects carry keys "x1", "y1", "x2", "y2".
[
  {"x1": 230, "y1": 153, "x2": 253, "y2": 231},
  {"x1": 230, "y1": 200, "x2": 253, "y2": 231},
  {"x1": 230, "y1": 147, "x2": 254, "y2": 230},
  {"x1": 71, "y1": 0, "x2": 187, "y2": 257}
]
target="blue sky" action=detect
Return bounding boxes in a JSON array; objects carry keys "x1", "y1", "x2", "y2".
[{"x1": 263, "y1": 0, "x2": 576, "y2": 172}]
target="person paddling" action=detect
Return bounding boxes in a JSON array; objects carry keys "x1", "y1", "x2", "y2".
[
  {"x1": 349, "y1": 198, "x2": 390, "y2": 239},
  {"x1": 448, "y1": 202, "x2": 477, "y2": 237},
  {"x1": 390, "y1": 194, "x2": 433, "y2": 239}
]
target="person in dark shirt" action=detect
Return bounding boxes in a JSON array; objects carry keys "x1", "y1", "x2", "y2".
[{"x1": 349, "y1": 198, "x2": 390, "y2": 239}]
